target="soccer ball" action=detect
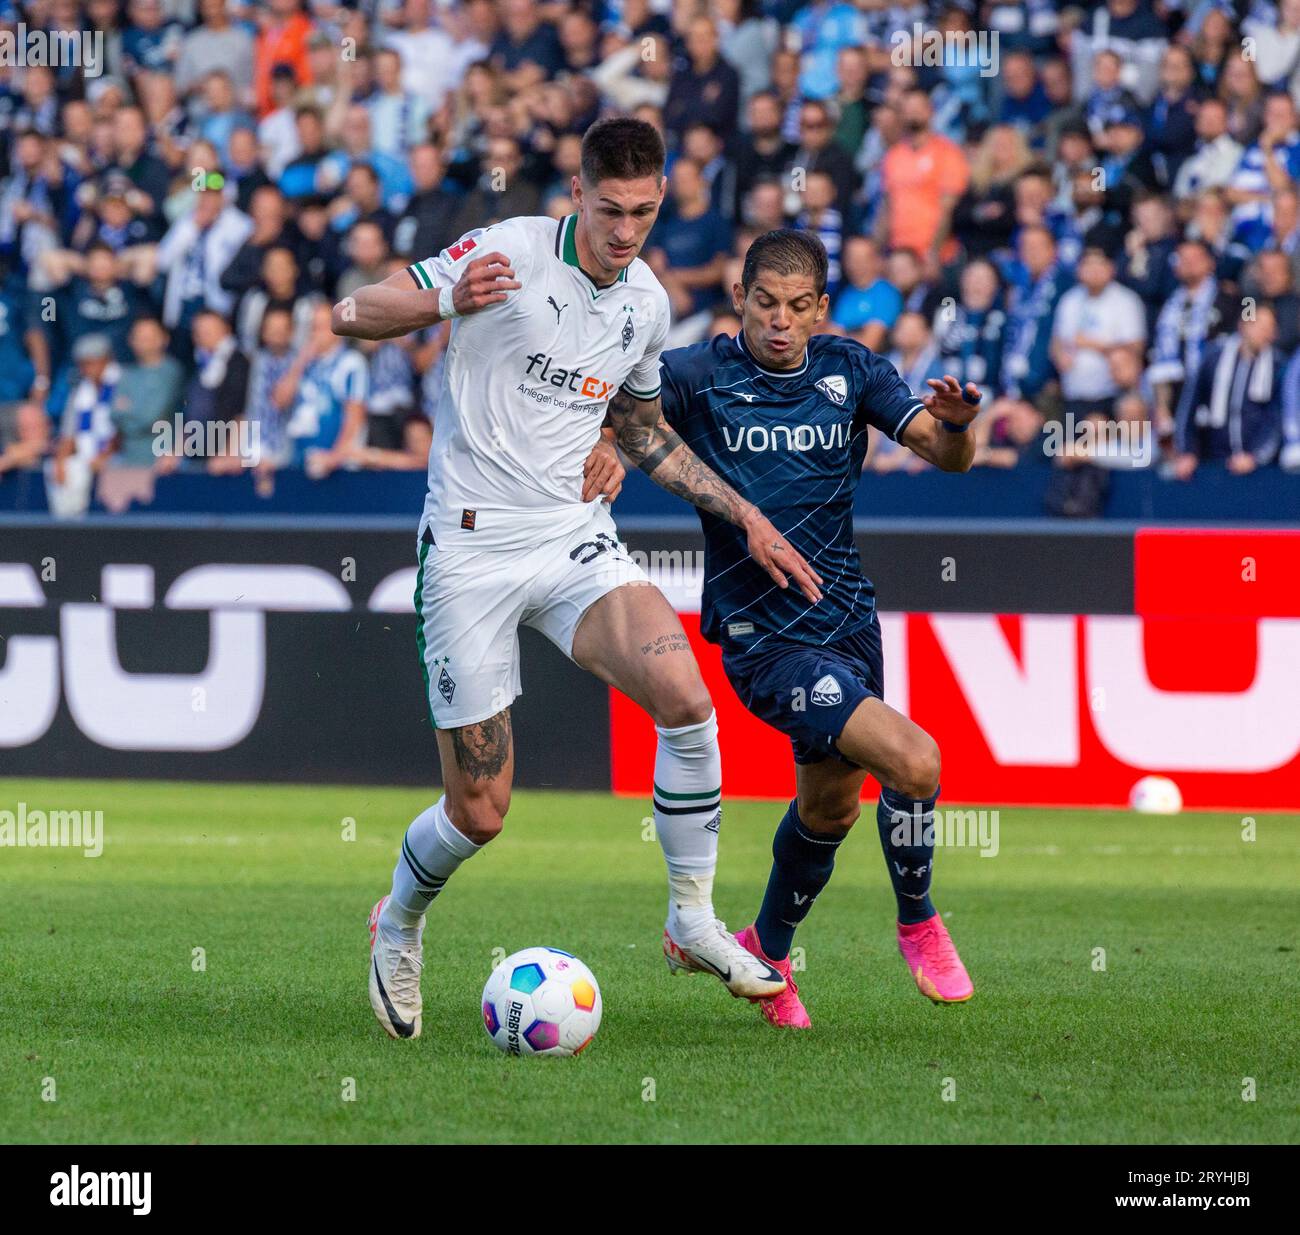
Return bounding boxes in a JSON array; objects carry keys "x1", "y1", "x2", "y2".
[
  {"x1": 1129, "y1": 775, "x2": 1183, "y2": 815},
  {"x1": 481, "y1": 947, "x2": 602, "y2": 1057}
]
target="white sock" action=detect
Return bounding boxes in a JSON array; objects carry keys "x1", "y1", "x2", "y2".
[
  {"x1": 653, "y1": 710, "x2": 721, "y2": 944},
  {"x1": 380, "y1": 797, "x2": 481, "y2": 934}
]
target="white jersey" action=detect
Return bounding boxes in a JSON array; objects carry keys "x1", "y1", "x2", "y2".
[{"x1": 407, "y1": 213, "x2": 671, "y2": 550}]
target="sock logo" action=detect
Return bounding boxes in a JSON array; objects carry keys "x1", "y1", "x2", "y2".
[
  {"x1": 810, "y1": 674, "x2": 842, "y2": 706},
  {"x1": 792, "y1": 891, "x2": 813, "y2": 906},
  {"x1": 704, "y1": 810, "x2": 722, "y2": 834}
]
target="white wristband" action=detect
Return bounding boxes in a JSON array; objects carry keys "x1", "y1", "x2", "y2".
[{"x1": 438, "y1": 284, "x2": 460, "y2": 321}]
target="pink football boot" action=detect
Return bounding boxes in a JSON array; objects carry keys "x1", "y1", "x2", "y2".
[
  {"x1": 734, "y1": 924, "x2": 811, "y2": 1029},
  {"x1": 897, "y1": 914, "x2": 973, "y2": 1003}
]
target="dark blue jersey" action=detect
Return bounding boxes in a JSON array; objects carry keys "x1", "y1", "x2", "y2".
[{"x1": 660, "y1": 331, "x2": 924, "y2": 651}]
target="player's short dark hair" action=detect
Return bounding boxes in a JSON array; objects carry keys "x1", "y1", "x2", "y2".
[
  {"x1": 742, "y1": 229, "x2": 829, "y2": 298},
  {"x1": 580, "y1": 117, "x2": 665, "y2": 185}
]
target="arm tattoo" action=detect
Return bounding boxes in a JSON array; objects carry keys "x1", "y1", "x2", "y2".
[
  {"x1": 606, "y1": 389, "x2": 755, "y2": 526},
  {"x1": 450, "y1": 709, "x2": 512, "y2": 782}
]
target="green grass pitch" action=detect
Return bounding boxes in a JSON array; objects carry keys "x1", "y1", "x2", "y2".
[{"x1": 1, "y1": 778, "x2": 1295, "y2": 1144}]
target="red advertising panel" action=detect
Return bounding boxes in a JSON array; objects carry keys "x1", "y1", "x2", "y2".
[{"x1": 611, "y1": 531, "x2": 1300, "y2": 811}]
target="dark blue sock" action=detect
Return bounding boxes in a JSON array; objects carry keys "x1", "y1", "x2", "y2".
[
  {"x1": 753, "y1": 800, "x2": 842, "y2": 961},
  {"x1": 877, "y1": 786, "x2": 938, "y2": 925}
]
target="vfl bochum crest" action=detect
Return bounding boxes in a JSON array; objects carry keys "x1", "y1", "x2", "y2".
[
  {"x1": 815, "y1": 374, "x2": 847, "y2": 406},
  {"x1": 621, "y1": 305, "x2": 635, "y2": 352}
]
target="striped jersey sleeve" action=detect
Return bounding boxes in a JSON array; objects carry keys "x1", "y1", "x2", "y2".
[
  {"x1": 858, "y1": 348, "x2": 926, "y2": 442},
  {"x1": 406, "y1": 220, "x2": 531, "y2": 298}
]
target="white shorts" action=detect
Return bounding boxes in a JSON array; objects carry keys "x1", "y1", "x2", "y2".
[{"x1": 415, "y1": 502, "x2": 650, "y2": 729}]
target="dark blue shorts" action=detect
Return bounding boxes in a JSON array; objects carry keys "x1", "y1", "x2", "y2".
[{"x1": 721, "y1": 616, "x2": 884, "y2": 765}]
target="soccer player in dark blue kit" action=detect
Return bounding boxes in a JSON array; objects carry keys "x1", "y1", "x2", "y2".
[{"x1": 658, "y1": 230, "x2": 979, "y2": 1027}]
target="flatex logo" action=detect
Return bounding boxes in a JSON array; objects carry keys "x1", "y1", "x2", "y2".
[
  {"x1": 523, "y1": 352, "x2": 615, "y2": 402},
  {"x1": 50, "y1": 1165, "x2": 151, "y2": 1215}
]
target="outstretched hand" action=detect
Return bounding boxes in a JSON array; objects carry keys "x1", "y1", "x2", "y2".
[{"x1": 923, "y1": 374, "x2": 982, "y2": 428}]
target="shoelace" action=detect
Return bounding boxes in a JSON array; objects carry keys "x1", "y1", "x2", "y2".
[
  {"x1": 917, "y1": 920, "x2": 962, "y2": 976},
  {"x1": 385, "y1": 943, "x2": 423, "y2": 1007}
]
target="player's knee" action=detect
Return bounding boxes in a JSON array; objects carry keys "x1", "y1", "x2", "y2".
[
  {"x1": 652, "y1": 684, "x2": 714, "y2": 731},
  {"x1": 894, "y1": 734, "x2": 941, "y2": 800},
  {"x1": 800, "y1": 800, "x2": 860, "y2": 838},
  {"x1": 446, "y1": 794, "x2": 508, "y2": 846}
]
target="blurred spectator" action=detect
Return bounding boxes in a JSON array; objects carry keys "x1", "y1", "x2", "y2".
[
  {"x1": 255, "y1": 0, "x2": 315, "y2": 118},
  {"x1": 176, "y1": 0, "x2": 256, "y2": 103},
  {"x1": 393, "y1": 145, "x2": 465, "y2": 262},
  {"x1": 953, "y1": 125, "x2": 1030, "y2": 259},
  {"x1": 383, "y1": 0, "x2": 462, "y2": 111},
  {"x1": 283, "y1": 303, "x2": 367, "y2": 478},
  {"x1": 182, "y1": 310, "x2": 251, "y2": 447},
  {"x1": 235, "y1": 245, "x2": 321, "y2": 353},
  {"x1": 1225, "y1": 92, "x2": 1300, "y2": 242},
  {"x1": 794, "y1": 171, "x2": 842, "y2": 300},
  {"x1": 646, "y1": 156, "x2": 731, "y2": 327},
  {"x1": 121, "y1": 0, "x2": 185, "y2": 79},
  {"x1": 1051, "y1": 246, "x2": 1147, "y2": 420},
  {"x1": 663, "y1": 15, "x2": 740, "y2": 150},
  {"x1": 1245, "y1": 0, "x2": 1300, "y2": 94},
  {"x1": 887, "y1": 311, "x2": 945, "y2": 398},
  {"x1": 221, "y1": 185, "x2": 309, "y2": 299},
  {"x1": 933, "y1": 259, "x2": 1005, "y2": 393},
  {"x1": 111, "y1": 316, "x2": 184, "y2": 467},
  {"x1": 1069, "y1": 0, "x2": 1168, "y2": 107},
  {"x1": 1175, "y1": 304, "x2": 1285, "y2": 479},
  {"x1": 1248, "y1": 249, "x2": 1300, "y2": 353},
  {"x1": 879, "y1": 88, "x2": 969, "y2": 276},
  {"x1": 279, "y1": 106, "x2": 331, "y2": 200},
  {"x1": 1119, "y1": 194, "x2": 1180, "y2": 332},
  {"x1": 491, "y1": 0, "x2": 564, "y2": 94},
  {"x1": 48, "y1": 240, "x2": 150, "y2": 366},
  {"x1": 1147, "y1": 45, "x2": 1203, "y2": 190},
  {"x1": 1172, "y1": 98, "x2": 1243, "y2": 204},
  {"x1": 49, "y1": 334, "x2": 120, "y2": 518},
  {"x1": 451, "y1": 134, "x2": 540, "y2": 234},
  {"x1": 972, "y1": 397, "x2": 1048, "y2": 471},
  {"x1": 357, "y1": 335, "x2": 416, "y2": 452},
  {"x1": 734, "y1": 91, "x2": 796, "y2": 212},
  {"x1": 245, "y1": 305, "x2": 298, "y2": 488},
  {"x1": 789, "y1": 98, "x2": 857, "y2": 220},
  {"x1": 0, "y1": 403, "x2": 51, "y2": 480},
  {"x1": 1147, "y1": 238, "x2": 1236, "y2": 442},
  {"x1": 590, "y1": 30, "x2": 672, "y2": 113},
  {"x1": 155, "y1": 183, "x2": 253, "y2": 361},
  {"x1": 0, "y1": 258, "x2": 47, "y2": 419},
  {"x1": 997, "y1": 51, "x2": 1052, "y2": 137},
  {"x1": 369, "y1": 48, "x2": 431, "y2": 159},
  {"x1": 831, "y1": 235, "x2": 900, "y2": 351}
]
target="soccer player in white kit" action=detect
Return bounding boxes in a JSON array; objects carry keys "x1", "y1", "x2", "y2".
[{"x1": 333, "y1": 118, "x2": 823, "y2": 1039}]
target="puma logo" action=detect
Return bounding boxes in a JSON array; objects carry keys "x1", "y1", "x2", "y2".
[{"x1": 547, "y1": 295, "x2": 567, "y2": 322}]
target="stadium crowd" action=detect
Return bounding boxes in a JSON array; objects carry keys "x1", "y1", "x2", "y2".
[{"x1": 1, "y1": 0, "x2": 1299, "y2": 517}]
